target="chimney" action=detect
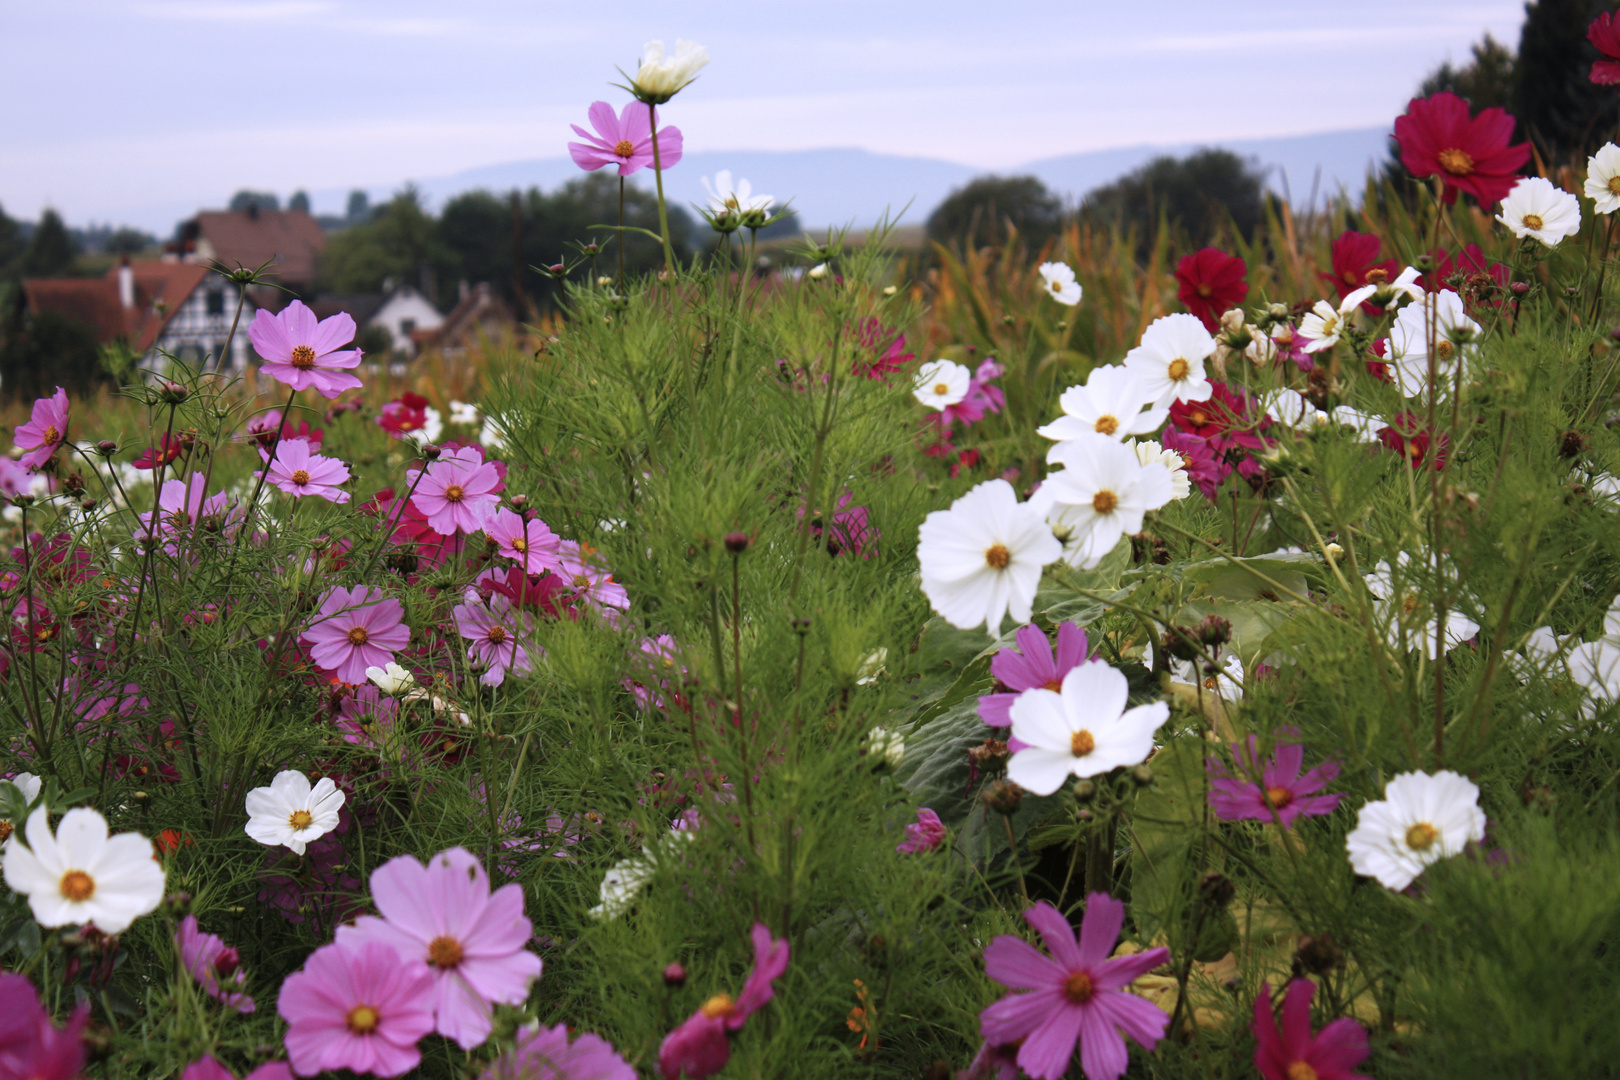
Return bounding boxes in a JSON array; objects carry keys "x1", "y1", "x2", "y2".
[{"x1": 117, "y1": 258, "x2": 135, "y2": 309}]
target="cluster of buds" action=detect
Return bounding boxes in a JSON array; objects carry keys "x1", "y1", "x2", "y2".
[{"x1": 1211, "y1": 308, "x2": 1275, "y2": 376}]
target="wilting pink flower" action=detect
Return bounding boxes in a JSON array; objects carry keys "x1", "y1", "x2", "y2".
[
  {"x1": 569, "y1": 100, "x2": 683, "y2": 176},
  {"x1": 485, "y1": 508, "x2": 562, "y2": 574},
  {"x1": 558, "y1": 541, "x2": 630, "y2": 617},
  {"x1": 979, "y1": 895, "x2": 1170, "y2": 1080},
  {"x1": 659, "y1": 923, "x2": 790, "y2": 1080},
  {"x1": 453, "y1": 595, "x2": 536, "y2": 687},
  {"x1": 897, "y1": 807, "x2": 947, "y2": 853},
  {"x1": 14, "y1": 387, "x2": 68, "y2": 470},
  {"x1": 1252, "y1": 979, "x2": 1370, "y2": 1080},
  {"x1": 260, "y1": 439, "x2": 352, "y2": 504},
  {"x1": 182, "y1": 1056, "x2": 293, "y2": 1080},
  {"x1": 336, "y1": 847, "x2": 542, "y2": 1050},
  {"x1": 411, "y1": 455, "x2": 502, "y2": 535},
  {"x1": 177, "y1": 914, "x2": 255, "y2": 1012},
  {"x1": 0, "y1": 972, "x2": 87, "y2": 1080},
  {"x1": 278, "y1": 940, "x2": 436, "y2": 1078},
  {"x1": 301, "y1": 586, "x2": 411, "y2": 685},
  {"x1": 979, "y1": 622, "x2": 1092, "y2": 728},
  {"x1": 249, "y1": 299, "x2": 363, "y2": 398},
  {"x1": 1207, "y1": 735, "x2": 1342, "y2": 827},
  {"x1": 482, "y1": 1023, "x2": 636, "y2": 1080}
]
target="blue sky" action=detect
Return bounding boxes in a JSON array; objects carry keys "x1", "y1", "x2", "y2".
[{"x1": 0, "y1": 0, "x2": 1522, "y2": 231}]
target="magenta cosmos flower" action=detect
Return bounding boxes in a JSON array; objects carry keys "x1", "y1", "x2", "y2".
[
  {"x1": 177, "y1": 914, "x2": 255, "y2": 1013},
  {"x1": 559, "y1": 540, "x2": 630, "y2": 617},
  {"x1": 1252, "y1": 979, "x2": 1370, "y2": 1080},
  {"x1": 485, "y1": 508, "x2": 562, "y2": 574},
  {"x1": 482, "y1": 1023, "x2": 636, "y2": 1080},
  {"x1": 659, "y1": 923, "x2": 791, "y2": 1080},
  {"x1": 260, "y1": 439, "x2": 352, "y2": 504},
  {"x1": 978, "y1": 622, "x2": 1091, "y2": 728},
  {"x1": 411, "y1": 454, "x2": 502, "y2": 535},
  {"x1": 336, "y1": 847, "x2": 542, "y2": 1050},
  {"x1": 980, "y1": 895, "x2": 1170, "y2": 1080},
  {"x1": 568, "y1": 100, "x2": 684, "y2": 176},
  {"x1": 301, "y1": 585, "x2": 411, "y2": 685},
  {"x1": 278, "y1": 940, "x2": 436, "y2": 1078},
  {"x1": 14, "y1": 387, "x2": 68, "y2": 470},
  {"x1": 1207, "y1": 735, "x2": 1343, "y2": 827},
  {"x1": 0, "y1": 972, "x2": 87, "y2": 1080},
  {"x1": 453, "y1": 595, "x2": 536, "y2": 687},
  {"x1": 897, "y1": 807, "x2": 947, "y2": 853},
  {"x1": 249, "y1": 299, "x2": 363, "y2": 399},
  {"x1": 182, "y1": 1056, "x2": 293, "y2": 1080}
]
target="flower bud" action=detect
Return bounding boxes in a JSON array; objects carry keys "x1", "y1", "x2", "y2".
[
  {"x1": 1197, "y1": 870, "x2": 1234, "y2": 908},
  {"x1": 1560, "y1": 430, "x2": 1588, "y2": 459},
  {"x1": 792, "y1": 616, "x2": 812, "y2": 632},
  {"x1": 159, "y1": 380, "x2": 189, "y2": 404},
  {"x1": 1130, "y1": 764, "x2": 1155, "y2": 788},
  {"x1": 723, "y1": 531, "x2": 751, "y2": 554},
  {"x1": 1196, "y1": 615, "x2": 1232, "y2": 647},
  {"x1": 808, "y1": 262, "x2": 829, "y2": 280},
  {"x1": 1292, "y1": 933, "x2": 1341, "y2": 976},
  {"x1": 96, "y1": 440, "x2": 118, "y2": 456},
  {"x1": 548, "y1": 263, "x2": 566, "y2": 276},
  {"x1": 1071, "y1": 778, "x2": 1097, "y2": 802},
  {"x1": 1510, "y1": 281, "x2": 1530, "y2": 297},
  {"x1": 981, "y1": 778, "x2": 1024, "y2": 815},
  {"x1": 1323, "y1": 542, "x2": 1344, "y2": 561},
  {"x1": 663, "y1": 962, "x2": 687, "y2": 987},
  {"x1": 419, "y1": 443, "x2": 441, "y2": 460},
  {"x1": 1163, "y1": 627, "x2": 1203, "y2": 663},
  {"x1": 80, "y1": 498, "x2": 96, "y2": 512}
]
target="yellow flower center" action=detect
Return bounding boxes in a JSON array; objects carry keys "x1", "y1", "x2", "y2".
[
  {"x1": 1167, "y1": 358, "x2": 1190, "y2": 381},
  {"x1": 427, "y1": 935, "x2": 463, "y2": 967},
  {"x1": 347, "y1": 1004, "x2": 379, "y2": 1033},
  {"x1": 614, "y1": 139, "x2": 635, "y2": 157},
  {"x1": 59, "y1": 870, "x2": 95, "y2": 902},
  {"x1": 289, "y1": 344, "x2": 317, "y2": 370},
  {"x1": 0, "y1": 821, "x2": 12, "y2": 844},
  {"x1": 511, "y1": 537, "x2": 527, "y2": 552},
  {"x1": 487, "y1": 625, "x2": 509, "y2": 645},
  {"x1": 699, "y1": 993, "x2": 736, "y2": 1019},
  {"x1": 288, "y1": 809, "x2": 314, "y2": 830},
  {"x1": 1287, "y1": 1063, "x2": 1320, "y2": 1080},
  {"x1": 1063, "y1": 970, "x2": 1094, "y2": 1004},
  {"x1": 1405, "y1": 822, "x2": 1439, "y2": 851},
  {"x1": 41, "y1": 426, "x2": 59, "y2": 445},
  {"x1": 1435, "y1": 340, "x2": 1455, "y2": 361},
  {"x1": 443, "y1": 484, "x2": 465, "y2": 503},
  {"x1": 1051, "y1": 279, "x2": 1063, "y2": 294},
  {"x1": 1609, "y1": 176, "x2": 1620, "y2": 196},
  {"x1": 347, "y1": 627, "x2": 370, "y2": 646},
  {"x1": 1092, "y1": 490, "x2": 1118, "y2": 514},
  {"x1": 1196, "y1": 282, "x2": 1212, "y2": 298},
  {"x1": 291, "y1": 469, "x2": 311, "y2": 485},
  {"x1": 1094, "y1": 415, "x2": 1118, "y2": 435},
  {"x1": 1265, "y1": 785, "x2": 1294, "y2": 809},
  {"x1": 934, "y1": 382, "x2": 949, "y2": 395},
  {"x1": 984, "y1": 544, "x2": 1011, "y2": 570},
  {"x1": 1070, "y1": 730, "x2": 1095, "y2": 756},
  {"x1": 1437, "y1": 147, "x2": 1475, "y2": 176},
  {"x1": 1522, "y1": 213, "x2": 1544, "y2": 230}
]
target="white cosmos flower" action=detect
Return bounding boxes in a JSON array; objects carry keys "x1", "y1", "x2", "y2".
[
  {"x1": 1128, "y1": 439, "x2": 1190, "y2": 500},
  {"x1": 3, "y1": 807, "x2": 164, "y2": 933},
  {"x1": 1496, "y1": 176, "x2": 1582, "y2": 246},
  {"x1": 1299, "y1": 299, "x2": 1353, "y2": 353},
  {"x1": 702, "y1": 170, "x2": 773, "y2": 216},
  {"x1": 864, "y1": 726, "x2": 905, "y2": 768},
  {"x1": 855, "y1": 648, "x2": 888, "y2": 685},
  {"x1": 1007, "y1": 660, "x2": 1169, "y2": 795},
  {"x1": 913, "y1": 359, "x2": 972, "y2": 411},
  {"x1": 1364, "y1": 560, "x2": 1481, "y2": 660},
  {"x1": 917, "y1": 478, "x2": 1063, "y2": 632},
  {"x1": 448, "y1": 400, "x2": 479, "y2": 426},
  {"x1": 1388, "y1": 290, "x2": 1482, "y2": 398},
  {"x1": 1038, "y1": 365, "x2": 1167, "y2": 447},
  {"x1": 1342, "y1": 265, "x2": 1425, "y2": 313},
  {"x1": 0, "y1": 773, "x2": 42, "y2": 847},
  {"x1": 1145, "y1": 639, "x2": 1244, "y2": 697},
  {"x1": 1029, "y1": 434, "x2": 1174, "y2": 569},
  {"x1": 630, "y1": 39, "x2": 709, "y2": 103},
  {"x1": 588, "y1": 855, "x2": 654, "y2": 921},
  {"x1": 1564, "y1": 593, "x2": 1620, "y2": 713},
  {"x1": 1346, "y1": 770, "x2": 1485, "y2": 891},
  {"x1": 366, "y1": 662, "x2": 417, "y2": 695},
  {"x1": 1585, "y1": 142, "x2": 1620, "y2": 214},
  {"x1": 1038, "y1": 262, "x2": 1082, "y2": 306},
  {"x1": 479, "y1": 414, "x2": 509, "y2": 450},
  {"x1": 1123, "y1": 313, "x2": 1216, "y2": 407},
  {"x1": 243, "y1": 771, "x2": 346, "y2": 855}
]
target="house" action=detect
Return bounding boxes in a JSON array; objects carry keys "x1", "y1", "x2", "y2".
[
  {"x1": 419, "y1": 283, "x2": 518, "y2": 358},
  {"x1": 309, "y1": 284, "x2": 444, "y2": 361},
  {"x1": 167, "y1": 203, "x2": 326, "y2": 294},
  {"x1": 23, "y1": 260, "x2": 257, "y2": 370}
]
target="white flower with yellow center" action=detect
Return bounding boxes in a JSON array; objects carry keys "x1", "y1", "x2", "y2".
[
  {"x1": 913, "y1": 359, "x2": 972, "y2": 411},
  {"x1": 702, "y1": 170, "x2": 774, "y2": 217},
  {"x1": 917, "y1": 478, "x2": 1063, "y2": 631},
  {"x1": 1346, "y1": 770, "x2": 1484, "y2": 890},
  {"x1": 3, "y1": 807, "x2": 164, "y2": 933},
  {"x1": 1496, "y1": 176, "x2": 1582, "y2": 246},
  {"x1": 1584, "y1": 142, "x2": 1620, "y2": 215},
  {"x1": 0, "y1": 772, "x2": 42, "y2": 847},
  {"x1": 1030, "y1": 433, "x2": 1174, "y2": 569},
  {"x1": 1299, "y1": 299, "x2": 1352, "y2": 353},
  {"x1": 630, "y1": 39, "x2": 709, "y2": 104},
  {"x1": 1388, "y1": 290, "x2": 1482, "y2": 398},
  {"x1": 1123, "y1": 313, "x2": 1216, "y2": 408},
  {"x1": 1127, "y1": 439, "x2": 1190, "y2": 500},
  {"x1": 1038, "y1": 365, "x2": 1167, "y2": 448},
  {"x1": 1364, "y1": 560, "x2": 1481, "y2": 660},
  {"x1": 1007, "y1": 660, "x2": 1169, "y2": 795},
  {"x1": 448, "y1": 400, "x2": 480, "y2": 426},
  {"x1": 1038, "y1": 261, "x2": 1082, "y2": 306},
  {"x1": 366, "y1": 662, "x2": 417, "y2": 695},
  {"x1": 244, "y1": 771, "x2": 347, "y2": 855}
]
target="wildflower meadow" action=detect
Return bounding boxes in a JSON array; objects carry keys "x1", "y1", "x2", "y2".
[{"x1": 7, "y1": 25, "x2": 1620, "y2": 1080}]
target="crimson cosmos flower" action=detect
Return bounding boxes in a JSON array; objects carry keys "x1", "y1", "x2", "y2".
[
  {"x1": 1320, "y1": 231, "x2": 1398, "y2": 311},
  {"x1": 1590, "y1": 9, "x2": 1620, "y2": 89},
  {"x1": 1392, "y1": 90, "x2": 1529, "y2": 205},
  {"x1": 1174, "y1": 247, "x2": 1249, "y2": 331},
  {"x1": 1252, "y1": 980, "x2": 1370, "y2": 1080}
]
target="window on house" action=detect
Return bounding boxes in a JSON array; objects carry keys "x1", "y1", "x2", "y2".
[
  {"x1": 400, "y1": 318, "x2": 416, "y2": 337},
  {"x1": 206, "y1": 290, "x2": 226, "y2": 315}
]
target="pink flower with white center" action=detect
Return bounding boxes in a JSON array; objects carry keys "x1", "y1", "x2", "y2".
[
  {"x1": 336, "y1": 847, "x2": 542, "y2": 1050},
  {"x1": 300, "y1": 586, "x2": 411, "y2": 685},
  {"x1": 260, "y1": 439, "x2": 351, "y2": 504},
  {"x1": 176, "y1": 914, "x2": 255, "y2": 1013},
  {"x1": 453, "y1": 595, "x2": 536, "y2": 687},
  {"x1": 277, "y1": 940, "x2": 436, "y2": 1078},
  {"x1": 558, "y1": 540, "x2": 630, "y2": 616},
  {"x1": 485, "y1": 508, "x2": 562, "y2": 574},
  {"x1": 980, "y1": 896, "x2": 1170, "y2": 1080},
  {"x1": 411, "y1": 455, "x2": 502, "y2": 535},
  {"x1": 896, "y1": 807, "x2": 947, "y2": 853},
  {"x1": 1207, "y1": 735, "x2": 1343, "y2": 827},
  {"x1": 482, "y1": 1023, "x2": 636, "y2": 1080},
  {"x1": 658, "y1": 923, "x2": 790, "y2": 1080},
  {"x1": 568, "y1": 100, "x2": 684, "y2": 176},
  {"x1": 248, "y1": 299, "x2": 363, "y2": 399},
  {"x1": 14, "y1": 387, "x2": 68, "y2": 470}
]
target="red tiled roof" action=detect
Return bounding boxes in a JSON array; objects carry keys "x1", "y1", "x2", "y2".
[
  {"x1": 193, "y1": 209, "x2": 326, "y2": 285},
  {"x1": 24, "y1": 262, "x2": 211, "y2": 352}
]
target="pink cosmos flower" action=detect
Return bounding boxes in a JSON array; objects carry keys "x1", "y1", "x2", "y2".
[
  {"x1": 659, "y1": 923, "x2": 791, "y2": 1080},
  {"x1": 245, "y1": 410, "x2": 324, "y2": 452},
  {"x1": 0, "y1": 972, "x2": 87, "y2": 1080},
  {"x1": 957, "y1": 1041, "x2": 1021, "y2": 1080},
  {"x1": 897, "y1": 807, "x2": 947, "y2": 853},
  {"x1": 1160, "y1": 428, "x2": 1225, "y2": 501},
  {"x1": 137, "y1": 472, "x2": 240, "y2": 550},
  {"x1": 176, "y1": 914, "x2": 255, "y2": 1013},
  {"x1": 278, "y1": 940, "x2": 436, "y2": 1078},
  {"x1": 249, "y1": 299, "x2": 363, "y2": 398},
  {"x1": 1252, "y1": 980, "x2": 1370, "y2": 1080},
  {"x1": 624, "y1": 634, "x2": 684, "y2": 710},
  {"x1": 453, "y1": 595, "x2": 536, "y2": 687},
  {"x1": 979, "y1": 895, "x2": 1170, "y2": 1080},
  {"x1": 568, "y1": 100, "x2": 684, "y2": 176},
  {"x1": 1207, "y1": 735, "x2": 1343, "y2": 827},
  {"x1": 482, "y1": 1023, "x2": 637, "y2": 1080},
  {"x1": 485, "y1": 508, "x2": 562, "y2": 574},
  {"x1": 14, "y1": 387, "x2": 68, "y2": 470},
  {"x1": 978, "y1": 622, "x2": 1092, "y2": 729},
  {"x1": 182, "y1": 1055, "x2": 294, "y2": 1080},
  {"x1": 300, "y1": 586, "x2": 411, "y2": 685},
  {"x1": 411, "y1": 454, "x2": 502, "y2": 535},
  {"x1": 558, "y1": 541, "x2": 630, "y2": 617},
  {"x1": 260, "y1": 439, "x2": 352, "y2": 504},
  {"x1": 336, "y1": 847, "x2": 543, "y2": 1050}
]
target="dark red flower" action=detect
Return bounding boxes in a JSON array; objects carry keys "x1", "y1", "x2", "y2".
[
  {"x1": 1321, "y1": 231, "x2": 1399, "y2": 310},
  {"x1": 1175, "y1": 247, "x2": 1249, "y2": 331},
  {"x1": 852, "y1": 317, "x2": 913, "y2": 379},
  {"x1": 1377, "y1": 412, "x2": 1450, "y2": 470},
  {"x1": 1392, "y1": 91, "x2": 1530, "y2": 204},
  {"x1": 1366, "y1": 338, "x2": 1394, "y2": 384},
  {"x1": 1169, "y1": 382, "x2": 1265, "y2": 452},
  {"x1": 132, "y1": 433, "x2": 186, "y2": 470},
  {"x1": 1590, "y1": 9, "x2": 1620, "y2": 88}
]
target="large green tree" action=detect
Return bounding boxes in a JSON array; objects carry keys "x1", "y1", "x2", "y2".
[
  {"x1": 18, "y1": 209, "x2": 78, "y2": 278},
  {"x1": 1514, "y1": 0, "x2": 1620, "y2": 162},
  {"x1": 925, "y1": 175, "x2": 1065, "y2": 253},
  {"x1": 316, "y1": 186, "x2": 455, "y2": 301},
  {"x1": 1079, "y1": 149, "x2": 1265, "y2": 249}
]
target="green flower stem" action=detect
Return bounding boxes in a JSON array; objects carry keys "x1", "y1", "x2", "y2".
[{"x1": 649, "y1": 104, "x2": 676, "y2": 272}]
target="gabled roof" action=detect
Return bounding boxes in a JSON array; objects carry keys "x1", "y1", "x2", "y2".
[
  {"x1": 432, "y1": 283, "x2": 516, "y2": 348},
  {"x1": 25, "y1": 262, "x2": 213, "y2": 352},
  {"x1": 192, "y1": 208, "x2": 326, "y2": 285},
  {"x1": 308, "y1": 294, "x2": 386, "y2": 326}
]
